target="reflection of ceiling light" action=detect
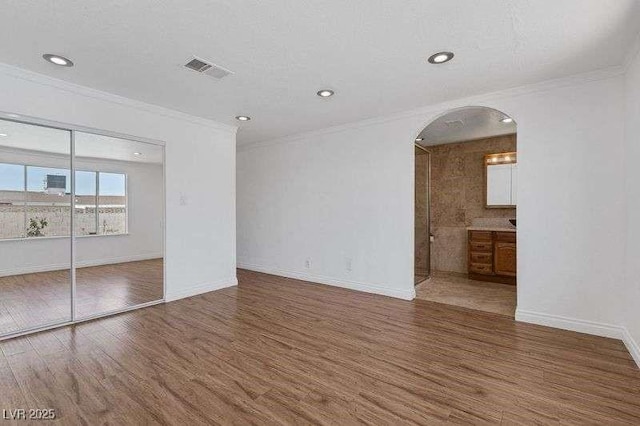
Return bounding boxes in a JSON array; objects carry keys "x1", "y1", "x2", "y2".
[
  {"x1": 235, "y1": 115, "x2": 251, "y2": 121},
  {"x1": 0, "y1": 133, "x2": 7, "y2": 137},
  {"x1": 133, "y1": 152, "x2": 142, "y2": 156},
  {"x1": 504, "y1": 156, "x2": 511, "y2": 162},
  {"x1": 317, "y1": 89, "x2": 335, "y2": 98},
  {"x1": 6, "y1": 113, "x2": 20, "y2": 118},
  {"x1": 415, "y1": 137, "x2": 424, "y2": 142},
  {"x1": 428, "y1": 51, "x2": 454, "y2": 64},
  {"x1": 42, "y1": 54, "x2": 74, "y2": 67},
  {"x1": 492, "y1": 157, "x2": 498, "y2": 163},
  {"x1": 500, "y1": 117, "x2": 513, "y2": 123}
]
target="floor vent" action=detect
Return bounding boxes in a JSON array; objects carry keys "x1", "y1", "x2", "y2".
[{"x1": 184, "y1": 56, "x2": 233, "y2": 79}]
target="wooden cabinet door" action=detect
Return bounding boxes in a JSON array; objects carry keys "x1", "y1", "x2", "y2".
[{"x1": 494, "y1": 242, "x2": 516, "y2": 277}]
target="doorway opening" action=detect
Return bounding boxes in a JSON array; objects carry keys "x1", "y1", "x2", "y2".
[{"x1": 413, "y1": 106, "x2": 517, "y2": 317}]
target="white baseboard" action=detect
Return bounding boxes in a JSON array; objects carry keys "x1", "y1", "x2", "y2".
[
  {"x1": 0, "y1": 253, "x2": 163, "y2": 277},
  {"x1": 165, "y1": 276, "x2": 238, "y2": 302},
  {"x1": 515, "y1": 309, "x2": 625, "y2": 339},
  {"x1": 622, "y1": 327, "x2": 640, "y2": 368},
  {"x1": 237, "y1": 262, "x2": 416, "y2": 301},
  {"x1": 515, "y1": 310, "x2": 640, "y2": 368}
]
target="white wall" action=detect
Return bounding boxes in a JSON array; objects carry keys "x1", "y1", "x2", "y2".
[
  {"x1": 623, "y1": 47, "x2": 640, "y2": 365},
  {"x1": 238, "y1": 69, "x2": 629, "y2": 335},
  {"x1": 238, "y1": 118, "x2": 415, "y2": 299},
  {"x1": 0, "y1": 63, "x2": 237, "y2": 301},
  {"x1": 0, "y1": 147, "x2": 163, "y2": 276}
]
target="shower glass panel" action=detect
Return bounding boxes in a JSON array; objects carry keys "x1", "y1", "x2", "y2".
[
  {"x1": 414, "y1": 146, "x2": 430, "y2": 284},
  {"x1": 0, "y1": 119, "x2": 72, "y2": 337},
  {"x1": 74, "y1": 132, "x2": 164, "y2": 319}
]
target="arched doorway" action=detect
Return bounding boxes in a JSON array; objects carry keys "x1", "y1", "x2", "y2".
[{"x1": 414, "y1": 106, "x2": 518, "y2": 316}]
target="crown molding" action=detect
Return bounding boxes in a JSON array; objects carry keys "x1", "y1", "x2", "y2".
[
  {"x1": 0, "y1": 62, "x2": 238, "y2": 135},
  {"x1": 237, "y1": 65, "x2": 625, "y2": 152}
]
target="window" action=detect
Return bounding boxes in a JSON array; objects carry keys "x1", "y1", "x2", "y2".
[
  {"x1": 98, "y1": 172, "x2": 127, "y2": 235},
  {"x1": 75, "y1": 171, "x2": 97, "y2": 235},
  {"x1": 26, "y1": 166, "x2": 72, "y2": 237},
  {"x1": 0, "y1": 161, "x2": 127, "y2": 240},
  {"x1": 0, "y1": 162, "x2": 26, "y2": 239}
]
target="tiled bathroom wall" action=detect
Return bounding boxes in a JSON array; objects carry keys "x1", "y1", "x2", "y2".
[{"x1": 427, "y1": 134, "x2": 516, "y2": 273}]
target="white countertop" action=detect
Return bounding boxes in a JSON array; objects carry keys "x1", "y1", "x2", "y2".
[{"x1": 467, "y1": 226, "x2": 516, "y2": 232}]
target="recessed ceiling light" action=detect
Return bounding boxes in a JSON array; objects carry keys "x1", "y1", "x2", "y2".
[
  {"x1": 235, "y1": 115, "x2": 251, "y2": 121},
  {"x1": 133, "y1": 152, "x2": 142, "y2": 156},
  {"x1": 500, "y1": 117, "x2": 514, "y2": 123},
  {"x1": 415, "y1": 137, "x2": 424, "y2": 142},
  {"x1": 42, "y1": 54, "x2": 74, "y2": 67},
  {"x1": 317, "y1": 89, "x2": 335, "y2": 98},
  {"x1": 428, "y1": 51, "x2": 454, "y2": 64},
  {"x1": 0, "y1": 133, "x2": 7, "y2": 137}
]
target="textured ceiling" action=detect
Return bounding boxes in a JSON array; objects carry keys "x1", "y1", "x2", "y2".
[
  {"x1": 0, "y1": 1, "x2": 639, "y2": 145},
  {"x1": 418, "y1": 107, "x2": 516, "y2": 146}
]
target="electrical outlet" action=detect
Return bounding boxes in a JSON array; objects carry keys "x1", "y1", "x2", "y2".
[{"x1": 305, "y1": 258, "x2": 311, "y2": 269}]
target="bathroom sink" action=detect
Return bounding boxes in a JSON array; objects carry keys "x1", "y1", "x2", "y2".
[{"x1": 509, "y1": 219, "x2": 516, "y2": 227}]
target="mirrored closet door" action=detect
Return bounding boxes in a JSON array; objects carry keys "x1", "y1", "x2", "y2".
[
  {"x1": 74, "y1": 132, "x2": 164, "y2": 319},
  {"x1": 0, "y1": 119, "x2": 72, "y2": 336},
  {"x1": 0, "y1": 116, "x2": 164, "y2": 339}
]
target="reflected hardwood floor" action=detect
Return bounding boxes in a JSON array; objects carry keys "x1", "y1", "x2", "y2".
[
  {"x1": 1, "y1": 268, "x2": 639, "y2": 424},
  {"x1": 416, "y1": 271, "x2": 517, "y2": 317},
  {"x1": 0, "y1": 259, "x2": 163, "y2": 335}
]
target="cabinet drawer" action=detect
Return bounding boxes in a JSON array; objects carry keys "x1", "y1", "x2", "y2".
[
  {"x1": 469, "y1": 263, "x2": 493, "y2": 275},
  {"x1": 469, "y1": 231, "x2": 492, "y2": 242},
  {"x1": 470, "y1": 241, "x2": 492, "y2": 252},
  {"x1": 495, "y1": 232, "x2": 516, "y2": 243},
  {"x1": 470, "y1": 252, "x2": 493, "y2": 264}
]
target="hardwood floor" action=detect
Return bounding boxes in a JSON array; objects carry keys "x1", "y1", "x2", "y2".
[
  {"x1": 1, "y1": 269, "x2": 639, "y2": 424},
  {"x1": 415, "y1": 271, "x2": 517, "y2": 317},
  {"x1": 0, "y1": 259, "x2": 163, "y2": 336}
]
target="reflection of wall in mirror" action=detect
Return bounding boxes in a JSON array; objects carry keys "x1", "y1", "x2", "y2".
[{"x1": 0, "y1": 148, "x2": 163, "y2": 276}]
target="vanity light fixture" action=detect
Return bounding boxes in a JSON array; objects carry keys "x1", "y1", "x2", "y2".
[
  {"x1": 500, "y1": 117, "x2": 514, "y2": 123},
  {"x1": 486, "y1": 152, "x2": 517, "y2": 165},
  {"x1": 428, "y1": 51, "x2": 454, "y2": 64},
  {"x1": 317, "y1": 89, "x2": 335, "y2": 98},
  {"x1": 235, "y1": 115, "x2": 251, "y2": 121},
  {"x1": 42, "y1": 54, "x2": 74, "y2": 67}
]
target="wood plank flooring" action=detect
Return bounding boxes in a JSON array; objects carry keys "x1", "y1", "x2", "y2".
[
  {"x1": 415, "y1": 271, "x2": 517, "y2": 317},
  {"x1": 0, "y1": 259, "x2": 163, "y2": 336},
  {"x1": 1, "y1": 268, "x2": 639, "y2": 424}
]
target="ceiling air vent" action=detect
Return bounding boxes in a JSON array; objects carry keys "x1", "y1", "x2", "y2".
[{"x1": 184, "y1": 56, "x2": 233, "y2": 79}]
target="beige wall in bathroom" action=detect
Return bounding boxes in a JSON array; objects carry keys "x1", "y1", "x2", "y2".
[{"x1": 428, "y1": 134, "x2": 516, "y2": 273}]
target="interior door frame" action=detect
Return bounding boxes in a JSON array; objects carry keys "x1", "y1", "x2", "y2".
[{"x1": 0, "y1": 111, "x2": 166, "y2": 341}]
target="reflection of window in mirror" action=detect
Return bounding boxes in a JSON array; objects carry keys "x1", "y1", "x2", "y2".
[
  {"x1": 98, "y1": 172, "x2": 127, "y2": 235},
  {"x1": 0, "y1": 162, "x2": 26, "y2": 239},
  {"x1": 485, "y1": 152, "x2": 517, "y2": 208},
  {"x1": 0, "y1": 161, "x2": 128, "y2": 240}
]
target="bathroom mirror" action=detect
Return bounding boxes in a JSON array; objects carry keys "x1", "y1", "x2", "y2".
[{"x1": 485, "y1": 152, "x2": 517, "y2": 208}]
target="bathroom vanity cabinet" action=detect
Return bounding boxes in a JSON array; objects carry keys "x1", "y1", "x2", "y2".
[{"x1": 468, "y1": 230, "x2": 516, "y2": 285}]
